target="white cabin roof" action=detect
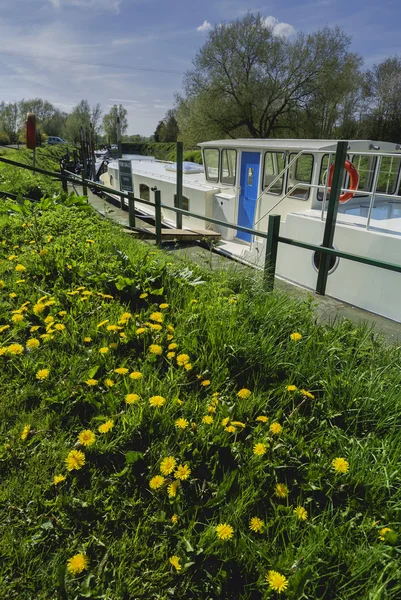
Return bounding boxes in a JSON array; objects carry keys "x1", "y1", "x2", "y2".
[{"x1": 198, "y1": 139, "x2": 401, "y2": 153}]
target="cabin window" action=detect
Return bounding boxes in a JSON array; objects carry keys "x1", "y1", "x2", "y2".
[
  {"x1": 221, "y1": 149, "x2": 237, "y2": 185},
  {"x1": 174, "y1": 194, "x2": 189, "y2": 212},
  {"x1": 140, "y1": 184, "x2": 150, "y2": 201},
  {"x1": 350, "y1": 155, "x2": 376, "y2": 193},
  {"x1": 263, "y1": 152, "x2": 285, "y2": 195},
  {"x1": 203, "y1": 149, "x2": 220, "y2": 183},
  {"x1": 376, "y1": 157, "x2": 400, "y2": 195},
  {"x1": 287, "y1": 154, "x2": 314, "y2": 200}
]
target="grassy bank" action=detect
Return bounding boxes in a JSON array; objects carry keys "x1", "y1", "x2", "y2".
[{"x1": 0, "y1": 196, "x2": 400, "y2": 599}]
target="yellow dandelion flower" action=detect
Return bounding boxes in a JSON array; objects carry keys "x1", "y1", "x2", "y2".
[
  {"x1": 39, "y1": 249, "x2": 47, "y2": 256},
  {"x1": 231, "y1": 421, "x2": 245, "y2": 428},
  {"x1": 167, "y1": 351, "x2": 176, "y2": 359},
  {"x1": 21, "y1": 424, "x2": 31, "y2": 440},
  {"x1": 114, "y1": 367, "x2": 128, "y2": 375},
  {"x1": 256, "y1": 416, "x2": 268, "y2": 423},
  {"x1": 0, "y1": 280, "x2": 4, "y2": 289},
  {"x1": 86, "y1": 239, "x2": 95, "y2": 244},
  {"x1": 36, "y1": 368, "x2": 49, "y2": 380},
  {"x1": 78, "y1": 430, "x2": 96, "y2": 447},
  {"x1": 266, "y1": 570, "x2": 288, "y2": 593},
  {"x1": 15, "y1": 264, "x2": 26, "y2": 273},
  {"x1": 66, "y1": 553, "x2": 89, "y2": 575},
  {"x1": 150, "y1": 311, "x2": 163, "y2": 323},
  {"x1": 44, "y1": 316, "x2": 54, "y2": 324},
  {"x1": 58, "y1": 311, "x2": 67, "y2": 316},
  {"x1": 149, "y1": 344, "x2": 162, "y2": 355},
  {"x1": 168, "y1": 480, "x2": 180, "y2": 497},
  {"x1": 136, "y1": 327, "x2": 146, "y2": 335},
  {"x1": 149, "y1": 475, "x2": 165, "y2": 490},
  {"x1": 118, "y1": 312, "x2": 132, "y2": 324},
  {"x1": 26, "y1": 338, "x2": 40, "y2": 350},
  {"x1": 184, "y1": 363, "x2": 193, "y2": 371},
  {"x1": 7, "y1": 343, "x2": 24, "y2": 355},
  {"x1": 0, "y1": 325, "x2": 10, "y2": 333},
  {"x1": 202, "y1": 415, "x2": 214, "y2": 425},
  {"x1": 167, "y1": 334, "x2": 174, "y2": 341},
  {"x1": 290, "y1": 332, "x2": 302, "y2": 341},
  {"x1": 216, "y1": 523, "x2": 234, "y2": 540},
  {"x1": 207, "y1": 405, "x2": 216, "y2": 413},
  {"x1": 249, "y1": 517, "x2": 264, "y2": 533},
  {"x1": 168, "y1": 343, "x2": 178, "y2": 350},
  {"x1": 167, "y1": 325, "x2": 174, "y2": 333},
  {"x1": 98, "y1": 420, "x2": 114, "y2": 434},
  {"x1": 149, "y1": 323, "x2": 162, "y2": 332},
  {"x1": 104, "y1": 378, "x2": 115, "y2": 387},
  {"x1": 129, "y1": 370, "x2": 143, "y2": 380},
  {"x1": 294, "y1": 506, "x2": 308, "y2": 521},
  {"x1": 85, "y1": 379, "x2": 98, "y2": 386},
  {"x1": 65, "y1": 449, "x2": 85, "y2": 471},
  {"x1": 54, "y1": 474, "x2": 66, "y2": 485},
  {"x1": 139, "y1": 292, "x2": 148, "y2": 299},
  {"x1": 270, "y1": 422, "x2": 282, "y2": 435},
  {"x1": 160, "y1": 456, "x2": 177, "y2": 475},
  {"x1": 300, "y1": 389, "x2": 315, "y2": 400},
  {"x1": 11, "y1": 313, "x2": 24, "y2": 323},
  {"x1": 332, "y1": 457, "x2": 349, "y2": 474},
  {"x1": 97, "y1": 319, "x2": 109, "y2": 328},
  {"x1": 99, "y1": 347, "x2": 109, "y2": 354},
  {"x1": 175, "y1": 418, "x2": 189, "y2": 430},
  {"x1": 275, "y1": 483, "x2": 289, "y2": 498},
  {"x1": 171, "y1": 514, "x2": 179, "y2": 523},
  {"x1": 9, "y1": 292, "x2": 17, "y2": 299},
  {"x1": 237, "y1": 388, "x2": 251, "y2": 399},
  {"x1": 201, "y1": 379, "x2": 211, "y2": 387},
  {"x1": 286, "y1": 385, "x2": 297, "y2": 392},
  {"x1": 174, "y1": 464, "x2": 191, "y2": 480},
  {"x1": 54, "y1": 323, "x2": 65, "y2": 331},
  {"x1": 0, "y1": 348, "x2": 7, "y2": 356},
  {"x1": 221, "y1": 417, "x2": 230, "y2": 427},
  {"x1": 253, "y1": 443, "x2": 267, "y2": 456},
  {"x1": 159, "y1": 303, "x2": 169, "y2": 309},
  {"x1": 125, "y1": 393, "x2": 140, "y2": 405},
  {"x1": 176, "y1": 353, "x2": 190, "y2": 366},
  {"x1": 149, "y1": 395, "x2": 166, "y2": 407},
  {"x1": 107, "y1": 325, "x2": 122, "y2": 332},
  {"x1": 83, "y1": 337, "x2": 91, "y2": 343},
  {"x1": 169, "y1": 556, "x2": 181, "y2": 571},
  {"x1": 379, "y1": 527, "x2": 392, "y2": 541}
]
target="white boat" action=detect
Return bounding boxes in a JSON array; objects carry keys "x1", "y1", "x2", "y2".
[{"x1": 101, "y1": 139, "x2": 401, "y2": 323}]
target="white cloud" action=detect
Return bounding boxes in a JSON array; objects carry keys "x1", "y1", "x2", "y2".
[
  {"x1": 263, "y1": 15, "x2": 295, "y2": 38},
  {"x1": 48, "y1": 0, "x2": 121, "y2": 12},
  {"x1": 197, "y1": 20, "x2": 212, "y2": 32},
  {"x1": 48, "y1": 0, "x2": 61, "y2": 8}
]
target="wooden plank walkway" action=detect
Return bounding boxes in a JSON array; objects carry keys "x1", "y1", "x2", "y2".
[{"x1": 124, "y1": 227, "x2": 221, "y2": 242}]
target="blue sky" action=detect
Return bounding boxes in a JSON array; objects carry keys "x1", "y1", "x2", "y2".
[{"x1": 0, "y1": 0, "x2": 400, "y2": 136}]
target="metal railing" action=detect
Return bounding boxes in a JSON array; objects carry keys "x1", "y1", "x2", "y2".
[{"x1": 2, "y1": 142, "x2": 401, "y2": 299}]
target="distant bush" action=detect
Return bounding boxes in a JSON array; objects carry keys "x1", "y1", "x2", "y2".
[
  {"x1": 121, "y1": 143, "x2": 203, "y2": 164},
  {"x1": 183, "y1": 150, "x2": 202, "y2": 164},
  {"x1": 0, "y1": 132, "x2": 10, "y2": 145}
]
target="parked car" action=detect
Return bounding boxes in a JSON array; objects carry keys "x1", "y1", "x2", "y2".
[{"x1": 47, "y1": 136, "x2": 67, "y2": 145}]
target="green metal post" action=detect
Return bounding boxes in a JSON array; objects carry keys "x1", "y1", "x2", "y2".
[
  {"x1": 316, "y1": 141, "x2": 348, "y2": 295},
  {"x1": 155, "y1": 189, "x2": 162, "y2": 246},
  {"x1": 264, "y1": 214, "x2": 281, "y2": 290},
  {"x1": 128, "y1": 192, "x2": 136, "y2": 228},
  {"x1": 176, "y1": 141, "x2": 183, "y2": 229},
  {"x1": 81, "y1": 168, "x2": 88, "y2": 197},
  {"x1": 61, "y1": 167, "x2": 68, "y2": 193}
]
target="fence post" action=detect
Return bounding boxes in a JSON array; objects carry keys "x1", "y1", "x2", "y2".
[
  {"x1": 316, "y1": 141, "x2": 348, "y2": 296},
  {"x1": 61, "y1": 167, "x2": 68, "y2": 193},
  {"x1": 81, "y1": 168, "x2": 88, "y2": 197},
  {"x1": 154, "y1": 189, "x2": 162, "y2": 246},
  {"x1": 128, "y1": 192, "x2": 136, "y2": 228},
  {"x1": 176, "y1": 141, "x2": 183, "y2": 229},
  {"x1": 264, "y1": 214, "x2": 281, "y2": 290}
]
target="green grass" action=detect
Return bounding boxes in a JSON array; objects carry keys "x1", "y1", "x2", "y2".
[{"x1": 0, "y1": 195, "x2": 400, "y2": 599}]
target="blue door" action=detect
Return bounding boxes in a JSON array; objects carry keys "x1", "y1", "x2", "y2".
[{"x1": 237, "y1": 152, "x2": 260, "y2": 242}]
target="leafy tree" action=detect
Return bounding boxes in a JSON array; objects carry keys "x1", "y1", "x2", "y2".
[
  {"x1": 103, "y1": 105, "x2": 128, "y2": 143},
  {"x1": 63, "y1": 100, "x2": 101, "y2": 143},
  {"x1": 362, "y1": 57, "x2": 401, "y2": 142},
  {"x1": 183, "y1": 14, "x2": 363, "y2": 140},
  {"x1": 0, "y1": 102, "x2": 19, "y2": 142},
  {"x1": 153, "y1": 109, "x2": 179, "y2": 142}
]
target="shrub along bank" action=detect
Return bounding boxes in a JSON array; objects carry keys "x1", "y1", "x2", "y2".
[{"x1": 0, "y1": 196, "x2": 400, "y2": 599}]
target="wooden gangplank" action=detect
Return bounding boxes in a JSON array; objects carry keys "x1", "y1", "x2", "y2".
[{"x1": 124, "y1": 227, "x2": 221, "y2": 242}]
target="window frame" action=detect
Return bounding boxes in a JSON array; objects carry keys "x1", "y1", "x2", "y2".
[
  {"x1": 203, "y1": 148, "x2": 220, "y2": 183},
  {"x1": 375, "y1": 157, "x2": 401, "y2": 196},
  {"x1": 262, "y1": 151, "x2": 286, "y2": 196},
  {"x1": 286, "y1": 153, "x2": 314, "y2": 200},
  {"x1": 220, "y1": 148, "x2": 237, "y2": 185},
  {"x1": 139, "y1": 183, "x2": 150, "y2": 202},
  {"x1": 174, "y1": 194, "x2": 189, "y2": 212}
]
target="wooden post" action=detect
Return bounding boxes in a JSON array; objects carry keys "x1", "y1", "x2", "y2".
[
  {"x1": 176, "y1": 141, "x2": 183, "y2": 229},
  {"x1": 61, "y1": 166, "x2": 68, "y2": 193},
  {"x1": 154, "y1": 189, "x2": 162, "y2": 246},
  {"x1": 316, "y1": 141, "x2": 348, "y2": 296},
  {"x1": 128, "y1": 192, "x2": 136, "y2": 228},
  {"x1": 264, "y1": 215, "x2": 281, "y2": 290}
]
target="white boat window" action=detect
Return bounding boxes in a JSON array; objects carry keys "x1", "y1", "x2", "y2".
[
  {"x1": 351, "y1": 155, "x2": 376, "y2": 193},
  {"x1": 263, "y1": 152, "x2": 285, "y2": 195},
  {"x1": 203, "y1": 149, "x2": 220, "y2": 183},
  {"x1": 174, "y1": 194, "x2": 189, "y2": 212},
  {"x1": 287, "y1": 154, "x2": 313, "y2": 200},
  {"x1": 376, "y1": 157, "x2": 400, "y2": 194},
  {"x1": 221, "y1": 149, "x2": 237, "y2": 185},
  {"x1": 140, "y1": 184, "x2": 150, "y2": 202}
]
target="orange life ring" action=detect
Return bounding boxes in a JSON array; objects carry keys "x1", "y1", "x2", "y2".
[{"x1": 327, "y1": 160, "x2": 359, "y2": 203}]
